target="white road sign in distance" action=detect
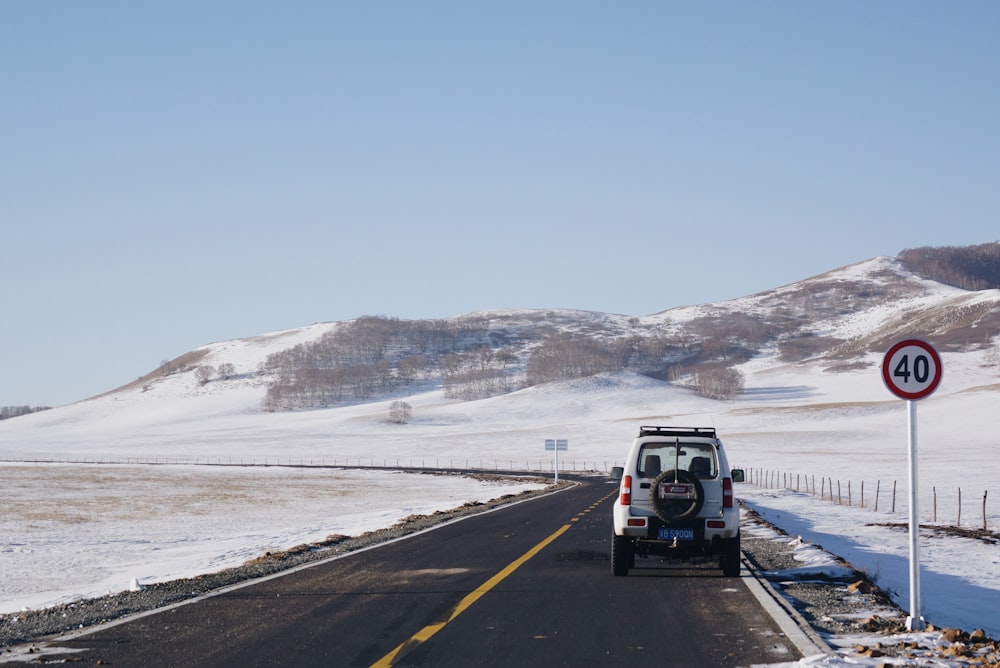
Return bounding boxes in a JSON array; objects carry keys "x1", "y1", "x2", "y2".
[{"x1": 882, "y1": 339, "x2": 942, "y2": 401}]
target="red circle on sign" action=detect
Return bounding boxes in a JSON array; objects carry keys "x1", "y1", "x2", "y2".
[{"x1": 881, "y1": 339, "x2": 942, "y2": 400}]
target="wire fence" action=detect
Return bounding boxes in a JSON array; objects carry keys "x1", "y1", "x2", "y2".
[
  {"x1": 744, "y1": 467, "x2": 995, "y2": 532},
  {"x1": 0, "y1": 456, "x2": 620, "y2": 475}
]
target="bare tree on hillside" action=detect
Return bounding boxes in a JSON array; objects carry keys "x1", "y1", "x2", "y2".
[
  {"x1": 0, "y1": 405, "x2": 51, "y2": 420},
  {"x1": 899, "y1": 242, "x2": 1000, "y2": 291},
  {"x1": 525, "y1": 334, "x2": 628, "y2": 385},
  {"x1": 388, "y1": 400, "x2": 412, "y2": 424},
  {"x1": 195, "y1": 365, "x2": 214, "y2": 386},
  {"x1": 443, "y1": 369, "x2": 515, "y2": 400},
  {"x1": 398, "y1": 354, "x2": 428, "y2": 380},
  {"x1": 695, "y1": 366, "x2": 745, "y2": 400}
]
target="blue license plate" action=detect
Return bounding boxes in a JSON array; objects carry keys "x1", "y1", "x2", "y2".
[{"x1": 658, "y1": 527, "x2": 694, "y2": 541}]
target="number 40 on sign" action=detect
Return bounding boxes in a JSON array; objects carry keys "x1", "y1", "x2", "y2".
[{"x1": 882, "y1": 339, "x2": 943, "y2": 401}]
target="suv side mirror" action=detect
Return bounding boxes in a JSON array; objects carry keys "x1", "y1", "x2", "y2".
[
  {"x1": 609, "y1": 466, "x2": 624, "y2": 482},
  {"x1": 730, "y1": 468, "x2": 745, "y2": 483}
]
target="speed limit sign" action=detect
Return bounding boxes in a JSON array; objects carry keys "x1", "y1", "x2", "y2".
[
  {"x1": 882, "y1": 338, "x2": 942, "y2": 631},
  {"x1": 882, "y1": 339, "x2": 942, "y2": 400}
]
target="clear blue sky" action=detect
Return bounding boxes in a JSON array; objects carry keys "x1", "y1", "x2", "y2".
[{"x1": 2, "y1": 2, "x2": 998, "y2": 407}]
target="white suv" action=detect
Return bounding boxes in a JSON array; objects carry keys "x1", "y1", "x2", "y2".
[{"x1": 611, "y1": 426, "x2": 744, "y2": 577}]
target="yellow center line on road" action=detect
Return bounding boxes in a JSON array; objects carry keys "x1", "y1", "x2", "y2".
[
  {"x1": 371, "y1": 522, "x2": 572, "y2": 667},
  {"x1": 372, "y1": 490, "x2": 619, "y2": 667}
]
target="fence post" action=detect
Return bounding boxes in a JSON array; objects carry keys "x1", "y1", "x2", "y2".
[
  {"x1": 984, "y1": 491, "x2": 989, "y2": 532},
  {"x1": 875, "y1": 480, "x2": 880, "y2": 512}
]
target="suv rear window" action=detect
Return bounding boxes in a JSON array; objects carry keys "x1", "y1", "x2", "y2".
[{"x1": 636, "y1": 442, "x2": 717, "y2": 479}]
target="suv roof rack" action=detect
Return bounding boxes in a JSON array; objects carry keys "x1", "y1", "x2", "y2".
[{"x1": 638, "y1": 426, "x2": 717, "y2": 439}]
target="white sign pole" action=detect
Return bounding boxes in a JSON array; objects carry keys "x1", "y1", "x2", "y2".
[
  {"x1": 906, "y1": 399, "x2": 925, "y2": 631},
  {"x1": 554, "y1": 440, "x2": 560, "y2": 484}
]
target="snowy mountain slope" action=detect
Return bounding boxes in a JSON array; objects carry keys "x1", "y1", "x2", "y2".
[
  {"x1": 3, "y1": 255, "x2": 998, "y2": 475},
  {"x1": 2, "y1": 256, "x2": 998, "y2": 468}
]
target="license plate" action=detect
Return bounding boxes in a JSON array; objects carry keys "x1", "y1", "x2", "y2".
[
  {"x1": 658, "y1": 527, "x2": 694, "y2": 541},
  {"x1": 658, "y1": 482, "x2": 695, "y2": 500}
]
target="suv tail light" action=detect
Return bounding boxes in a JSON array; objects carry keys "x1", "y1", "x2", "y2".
[
  {"x1": 722, "y1": 477, "x2": 734, "y2": 508},
  {"x1": 620, "y1": 475, "x2": 632, "y2": 506}
]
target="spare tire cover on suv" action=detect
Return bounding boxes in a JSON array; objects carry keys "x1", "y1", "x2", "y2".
[{"x1": 649, "y1": 469, "x2": 704, "y2": 523}]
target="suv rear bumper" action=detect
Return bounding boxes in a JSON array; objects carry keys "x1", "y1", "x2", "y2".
[{"x1": 613, "y1": 504, "x2": 739, "y2": 542}]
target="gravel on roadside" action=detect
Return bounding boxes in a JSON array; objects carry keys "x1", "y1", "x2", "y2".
[
  {"x1": 741, "y1": 505, "x2": 1000, "y2": 666},
  {"x1": 739, "y1": 505, "x2": 906, "y2": 637}
]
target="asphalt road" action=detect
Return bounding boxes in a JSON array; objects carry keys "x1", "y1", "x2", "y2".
[{"x1": 35, "y1": 478, "x2": 803, "y2": 667}]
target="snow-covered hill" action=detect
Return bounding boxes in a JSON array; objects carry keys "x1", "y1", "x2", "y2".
[{"x1": 4, "y1": 256, "x2": 998, "y2": 470}]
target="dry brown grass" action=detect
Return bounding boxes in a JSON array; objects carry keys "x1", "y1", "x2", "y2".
[
  {"x1": 0, "y1": 464, "x2": 355, "y2": 526},
  {"x1": 729, "y1": 400, "x2": 896, "y2": 416}
]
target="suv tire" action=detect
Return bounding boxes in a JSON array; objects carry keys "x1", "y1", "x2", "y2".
[
  {"x1": 611, "y1": 534, "x2": 633, "y2": 576},
  {"x1": 721, "y1": 532, "x2": 741, "y2": 577},
  {"x1": 649, "y1": 469, "x2": 704, "y2": 523}
]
